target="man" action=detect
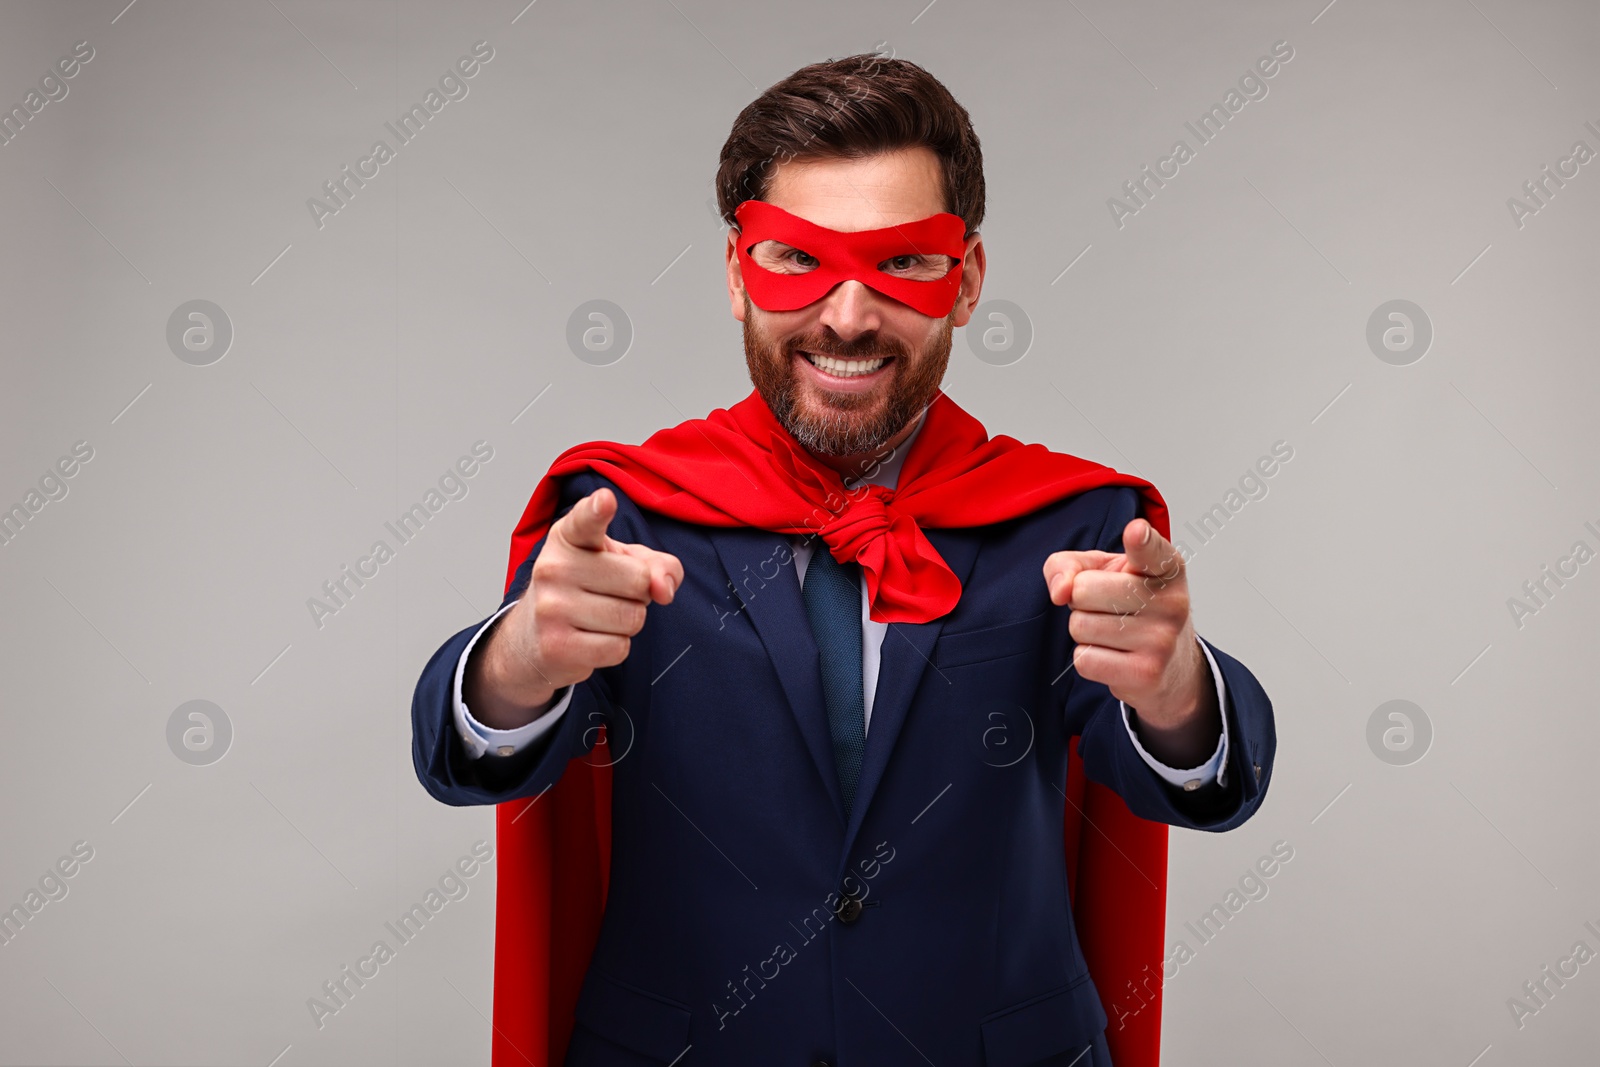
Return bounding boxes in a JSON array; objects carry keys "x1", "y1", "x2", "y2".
[{"x1": 413, "y1": 53, "x2": 1276, "y2": 1067}]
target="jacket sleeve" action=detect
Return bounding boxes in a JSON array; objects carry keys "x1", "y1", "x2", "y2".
[
  {"x1": 410, "y1": 470, "x2": 644, "y2": 806},
  {"x1": 1054, "y1": 486, "x2": 1278, "y2": 832}
]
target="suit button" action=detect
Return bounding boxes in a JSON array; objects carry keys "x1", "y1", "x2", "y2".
[{"x1": 836, "y1": 895, "x2": 864, "y2": 924}]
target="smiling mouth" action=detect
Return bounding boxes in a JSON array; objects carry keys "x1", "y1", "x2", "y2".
[{"x1": 798, "y1": 350, "x2": 893, "y2": 378}]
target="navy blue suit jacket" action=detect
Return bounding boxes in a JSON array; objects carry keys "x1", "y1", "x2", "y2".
[{"x1": 413, "y1": 469, "x2": 1277, "y2": 1067}]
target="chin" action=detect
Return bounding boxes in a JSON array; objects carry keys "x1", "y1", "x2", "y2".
[{"x1": 742, "y1": 298, "x2": 952, "y2": 457}]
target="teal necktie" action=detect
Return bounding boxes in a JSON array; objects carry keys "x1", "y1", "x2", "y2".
[{"x1": 801, "y1": 543, "x2": 868, "y2": 815}]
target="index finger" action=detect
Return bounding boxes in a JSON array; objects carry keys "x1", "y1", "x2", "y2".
[
  {"x1": 1043, "y1": 548, "x2": 1121, "y2": 606},
  {"x1": 614, "y1": 542, "x2": 685, "y2": 604}
]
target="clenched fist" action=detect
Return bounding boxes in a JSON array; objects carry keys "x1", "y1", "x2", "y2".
[
  {"x1": 1042, "y1": 517, "x2": 1221, "y2": 769},
  {"x1": 466, "y1": 487, "x2": 683, "y2": 731}
]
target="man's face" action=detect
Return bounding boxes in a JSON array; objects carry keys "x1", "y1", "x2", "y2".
[{"x1": 725, "y1": 146, "x2": 986, "y2": 460}]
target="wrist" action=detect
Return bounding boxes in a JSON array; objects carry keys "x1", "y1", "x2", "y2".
[
  {"x1": 1129, "y1": 700, "x2": 1219, "y2": 767},
  {"x1": 468, "y1": 608, "x2": 559, "y2": 728},
  {"x1": 1127, "y1": 644, "x2": 1221, "y2": 766}
]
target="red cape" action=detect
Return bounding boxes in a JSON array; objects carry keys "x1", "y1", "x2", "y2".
[{"x1": 491, "y1": 389, "x2": 1168, "y2": 1066}]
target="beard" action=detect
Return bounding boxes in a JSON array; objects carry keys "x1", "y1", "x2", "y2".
[{"x1": 742, "y1": 292, "x2": 954, "y2": 458}]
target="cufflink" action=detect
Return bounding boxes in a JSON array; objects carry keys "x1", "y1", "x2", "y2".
[
  {"x1": 496, "y1": 745, "x2": 516, "y2": 757},
  {"x1": 1182, "y1": 778, "x2": 1202, "y2": 791}
]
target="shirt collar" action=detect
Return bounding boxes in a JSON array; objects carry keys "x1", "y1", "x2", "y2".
[
  {"x1": 845, "y1": 407, "x2": 929, "y2": 493},
  {"x1": 789, "y1": 409, "x2": 929, "y2": 550}
]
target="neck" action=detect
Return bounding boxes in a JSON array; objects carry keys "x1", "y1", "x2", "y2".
[{"x1": 805, "y1": 411, "x2": 924, "y2": 480}]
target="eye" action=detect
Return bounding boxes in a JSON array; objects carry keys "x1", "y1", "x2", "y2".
[
  {"x1": 748, "y1": 240, "x2": 819, "y2": 273},
  {"x1": 880, "y1": 253, "x2": 958, "y2": 280}
]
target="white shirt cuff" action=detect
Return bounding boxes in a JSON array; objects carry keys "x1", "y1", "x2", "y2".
[
  {"x1": 1120, "y1": 634, "x2": 1231, "y2": 789},
  {"x1": 452, "y1": 601, "x2": 573, "y2": 759}
]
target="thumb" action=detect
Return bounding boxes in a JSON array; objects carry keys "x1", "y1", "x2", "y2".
[
  {"x1": 1121, "y1": 517, "x2": 1184, "y2": 582},
  {"x1": 556, "y1": 487, "x2": 618, "y2": 552}
]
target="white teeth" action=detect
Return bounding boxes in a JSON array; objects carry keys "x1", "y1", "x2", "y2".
[{"x1": 804, "y1": 352, "x2": 887, "y2": 377}]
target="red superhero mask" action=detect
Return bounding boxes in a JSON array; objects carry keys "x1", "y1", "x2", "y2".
[{"x1": 733, "y1": 199, "x2": 968, "y2": 318}]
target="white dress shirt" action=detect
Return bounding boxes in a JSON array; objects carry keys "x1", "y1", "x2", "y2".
[{"x1": 453, "y1": 413, "x2": 1230, "y2": 789}]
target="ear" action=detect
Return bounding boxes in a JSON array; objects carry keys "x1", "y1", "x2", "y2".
[
  {"x1": 725, "y1": 227, "x2": 748, "y2": 322},
  {"x1": 948, "y1": 232, "x2": 986, "y2": 329}
]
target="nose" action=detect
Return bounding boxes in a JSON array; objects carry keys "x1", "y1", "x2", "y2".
[{"x1": 814, "y1": 279, "x2": 887, "y2": 343}]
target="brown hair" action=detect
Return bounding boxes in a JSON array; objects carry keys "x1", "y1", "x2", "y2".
[{"x1": 715, "y1": 52, "x2": 986, "y2": 237}]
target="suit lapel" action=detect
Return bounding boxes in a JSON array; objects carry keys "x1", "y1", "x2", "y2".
[
  {"x1": 709, "y1": 523, "x2": 986, "y2": 842},
  {"x1": 842, "y1": 525, "x2": 982, "y2": 853},
  {"x1": 710, "y1": 527, "x2": 845, "y2": 822}
]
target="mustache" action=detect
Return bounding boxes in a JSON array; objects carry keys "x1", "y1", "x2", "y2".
[{"x1": 789, "y1": 334, "x2": 909, "y2": 361}]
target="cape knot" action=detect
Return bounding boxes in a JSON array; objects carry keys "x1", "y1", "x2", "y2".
[{"x1": 817, "y1": 483, "x2": 899, "y2": 563}]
